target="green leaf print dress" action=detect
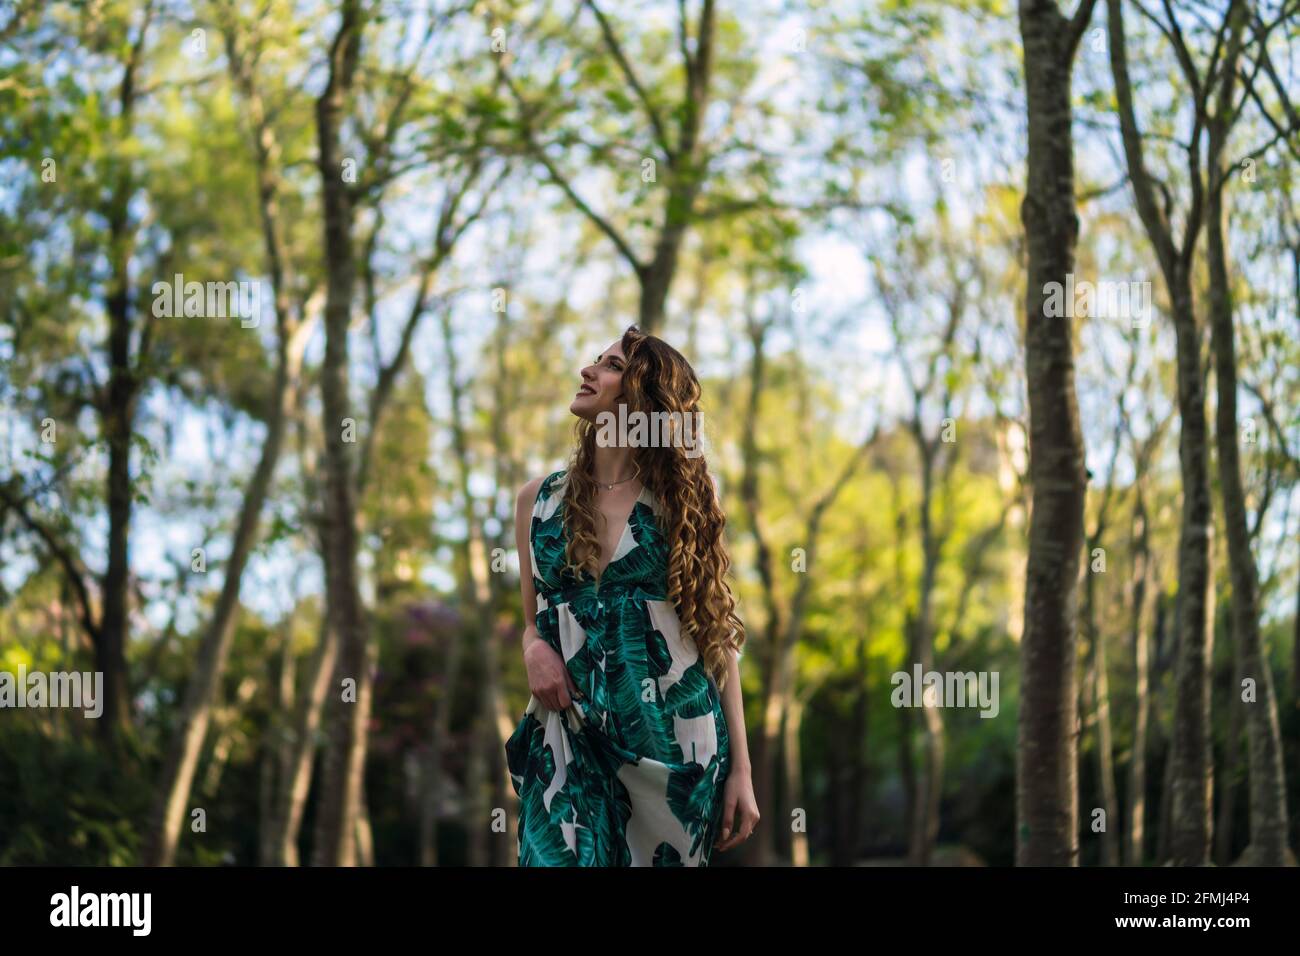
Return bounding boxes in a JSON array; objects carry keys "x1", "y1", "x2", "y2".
[{"x1": 505, "y1": 469, "x2": 732, "y2": 866}]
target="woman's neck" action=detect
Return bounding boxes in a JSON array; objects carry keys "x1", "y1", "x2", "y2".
[{"x1": 590, "y1": 445, "x2": 637, "y2": 486}]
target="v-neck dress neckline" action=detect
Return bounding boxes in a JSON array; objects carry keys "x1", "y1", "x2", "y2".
[{"x1": 594, "y1": 483, "x2": 648, "y2": 585}]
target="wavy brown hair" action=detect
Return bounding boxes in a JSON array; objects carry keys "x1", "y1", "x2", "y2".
[{"x1": 560, "y1": 325, "x2": 745, "y2": 690}]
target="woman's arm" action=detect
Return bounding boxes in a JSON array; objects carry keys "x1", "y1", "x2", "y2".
[
  {"x1": 515, "y1": 476, "x2": 579, "y2": 712},
  {"x1": 515, "y1": 476, "x2": 545, "y2": 657},
  {"x1": 719, "y1": 648, "x2": 750, "y2": 774},
  {"x1": 714, "y1": 645, "x2": 759, "y2": 851}
]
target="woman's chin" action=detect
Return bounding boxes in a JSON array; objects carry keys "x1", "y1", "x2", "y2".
[{"x1": 569, "y1": 395, "x2": 610, "y2": 422}]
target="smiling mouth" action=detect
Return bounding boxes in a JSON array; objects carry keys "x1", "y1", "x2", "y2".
[{"x1": 576, "y1": 384, "x2": 596, "y2": 396}]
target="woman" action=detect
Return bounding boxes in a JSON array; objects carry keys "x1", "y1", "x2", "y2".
[{"x1": 505, "y1": 324, "x2": 759, "y2": 866}]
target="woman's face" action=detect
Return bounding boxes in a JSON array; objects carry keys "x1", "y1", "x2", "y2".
[{"x1": 570, "y1": 339, "x2": 626, "y2": 422}]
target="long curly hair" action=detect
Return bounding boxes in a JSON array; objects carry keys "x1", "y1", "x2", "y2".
[{"x1": 560, "y1": 325, "x2": 745, "y2": 690}]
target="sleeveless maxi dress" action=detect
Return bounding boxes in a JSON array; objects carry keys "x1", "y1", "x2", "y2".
[{"x1": 505, "y1": 469, "x2": 732, "y2": 866}]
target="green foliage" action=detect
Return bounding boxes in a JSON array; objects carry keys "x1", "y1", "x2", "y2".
[{"x1": 0, "y1": 717, "x2": 148, "y2": 865}]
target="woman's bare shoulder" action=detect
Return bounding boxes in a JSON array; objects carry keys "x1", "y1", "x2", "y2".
[
  {"x1": 516, "y1": 475, "x2": 546, "y2": 509},
  {"x1": 518, "y1": 469, "x2": 569, "y2": 512}
]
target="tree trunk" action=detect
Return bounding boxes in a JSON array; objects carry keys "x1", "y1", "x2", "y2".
[
  {"x1": 1154, "y1": 595, "x2": 1176, "y2": 863},
  {"x1": 1085, "y1": 558, "x2": 1119, "y2": 865},
  {"x1": 1165, "y1": 271, "x2": 1216, "y2": 865},
  {"x1": 849, "y1": 626, "x2": 871, "y2": 863},
  {"x1": 94, "y1": 8, "x2": 160, "y2": 749},
  {"x1": 200, "y1": 676, "x2": 258, "y2": 799},
  {"x1": 311, "y1": 0, "x2": 371, "y2": 867},
  {"x1": 143, "y1": 321, "x2": 300, "y2": 864},
  {"x1": 1292, "y1": 578, "x2": 1300, "y2": 712},
  {"x1": 1206, "y1": 91, "x2": 1290, "y2": 863},
  {"x1": 1015, "y1": 0, "x2": 1092, "y2": 866},
  {"x1": 259, "y1": 619, "x2": 297, "y2": 865},
  {"x1": 100, "y1": 292, "x2": 135, "y2": 745},
  {"x1": 737, "y1": 315, "x2": 781, "y2": 867},
  {"x1": 825, "y1": 693, "x2": 846, "y2": 865},
  {"x1": 1292, "y1": 578, "x2": 1299, "y2": 712},
  {"x1": 784, "y1": 695, "x2": 809, "y2": 866},
  {"x1": 898, "y1": 667, "x2": 917, "y2": 862},
  {"x1": 906, "y1": 433, "x2": 945, "y2": 866},
  {"x1": 99, "y1": 114, "x2": 142, "y2": 748},
  {"x1": 637, "y1": 1, "x2": 714, "y2": 334},
  {"x1": 355, "y1": 778, "x2": 375, "y2": 866},
  {"x1": 273, "y1": 612, "x2": 338, "y2": 866},
  {"x1": 1107, "y1": 0, "x2": 1223, "y2": 865},
  {"x1": 1082, "y1": 389, "x2": 1127, "y2": 869},
  {"x1": 1124, "y1": 491, "x2": 1152, "y2": 865},
  {"x1": 1215, "y1": 621, "x2": 1243, "y2": 865},
  {"x1": 906, "y1": 621, "x2": 945, "y2": 865}
]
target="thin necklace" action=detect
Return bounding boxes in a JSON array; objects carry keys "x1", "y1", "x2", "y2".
[{"x1": 595, "y1": 470, "x2": 638, "y2": 491}]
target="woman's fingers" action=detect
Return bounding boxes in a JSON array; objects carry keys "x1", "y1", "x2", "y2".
[
  {"x1": 714, "y1": 794, "x2": 740, "y2": 850},
  {"x1": 737, "y1": 808, "x2": 759, "y2": 842}
]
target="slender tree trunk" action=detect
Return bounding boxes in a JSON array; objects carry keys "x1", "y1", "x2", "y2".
[
  {"x1": 1206, "y1": 72, "x2": 1290, "y2": 863},
  {"x1": 908, "y1": 638, "x2": 945, "y2": 865},
  {"x1": 1125, "y1": 493, "x2": 1152, "y2": 865},
  {"x1": 1154, "y1": 595, "x2": 1176, "y2": 863},
  {"x1": 100, "y1": 110, "x2": 143, "y2": 748},
  {"x1": 356, "y1": 776, "x2": 375, "y2": 866},
  {"x1": 1081, "y1": 515, "x2": 1123, "y2": 868},
  {"x1": 1107, "y1": 0, "x2": 1224, "y2": 865},
  {"x1": 906, "y1": 439, "x2": 944, "y2": 866},
  {"x1": 785, "y1": 695, "x2": 809, "y2": 866},
  {"x1": 259, "y1": 619, "x2": 297, "y2": 865},
  {"x1": 825, "y1": 694, "x2": 846, "y2": 865},
  {"x1": 311, "y1": 0, "x2": 371, "y2": 867},
  {"x1": 273, "y1": 612, "x2": 338, "y2": 866},
  {"x1": 738, "y1": 314, "x2": 781, "y2": 867},
  {"x1": 100, "y1": 292, "x2": 135, "y2": 745},
  {"x1": 1292, "y1": 579, "x2": 1300, "y2": 712},
  {"x1": 763, "y1": 645, "x2": 797, "y2": 865},
  {"x1": 1082, "y1": 389, "x2": 1127, "y2": 869},
  {"x1": 95, "y1": 3, "x2": 159, "y2": 748},
  {"x1": 897, "y1": 686, "x2": 917, "y2": 863},
  {"x1": 1087, "y1": 566, "x2": 1120, "y2": 865},
  {"x1": 637, "y1": 1, "x2": 714, "y2": 334},
  {"x1": 196, "y1": 675, "x2": 258, "y2": 803},
  {"x1": 849, "y1": 630, "x2": 870, "y2": 862},
  {"x1": 1165, "y1": 272, "x2": 1217, "y2": 865},
  {"x1": 1293, "y1": 576, "x2": 1300, "y2": 852},
  {"x1": 143, "y1": 327, "x2": 300, "y2": 864},
  {"x1": 1215, "y1": 623, "x2": 1244, "y2": 865},
  {"x1": 1016, "y1": 0, "x2": 1093, "y2": 866}
]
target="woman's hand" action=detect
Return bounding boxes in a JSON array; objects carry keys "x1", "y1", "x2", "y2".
[
  {"x1": 523, "y1": 633, "x2": 582, "y2": 713},
  {"x1": 713, "y1": 765, "x2": 759, "y2": 852}
]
